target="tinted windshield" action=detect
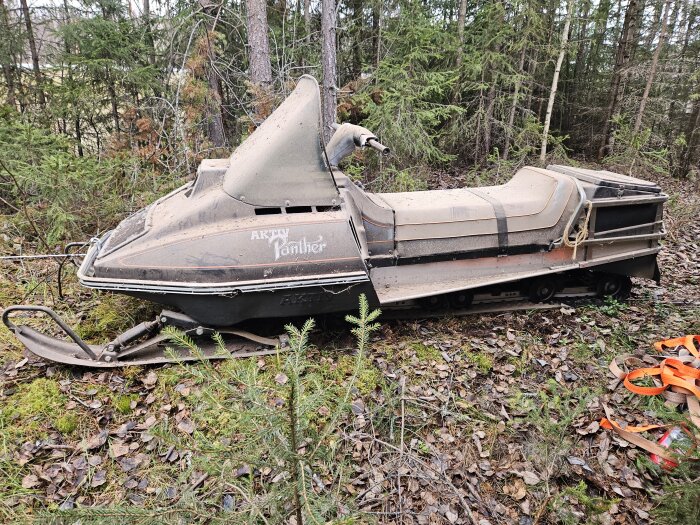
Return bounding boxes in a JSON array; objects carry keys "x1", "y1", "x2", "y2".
[{"x1": 223, "y1": 76, "x2": 338, "y2": 207}]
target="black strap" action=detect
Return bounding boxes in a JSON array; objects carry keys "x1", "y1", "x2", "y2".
[{"x1": 471, "y1": 189, "x2": 509, "y2": 255}]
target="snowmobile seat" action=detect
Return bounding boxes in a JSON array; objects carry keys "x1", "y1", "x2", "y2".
[{"x1": 369, "y1": 167, "x2": 582, "y2": 258}]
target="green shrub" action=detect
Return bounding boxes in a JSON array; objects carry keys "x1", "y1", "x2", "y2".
[{"x1": 0, "y1": 111, "x2": 177, "y2": 247}]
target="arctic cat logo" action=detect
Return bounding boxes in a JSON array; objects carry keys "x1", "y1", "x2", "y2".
[
  {"x1": 280, "y1": 292, "x2": 332, "y2": 306},
  {"x1": 251, "y1": 228, "x2": 328, "y2": 261},
  {"x1": 250, "y1": 228, "x2": 289, "y2": 243}
]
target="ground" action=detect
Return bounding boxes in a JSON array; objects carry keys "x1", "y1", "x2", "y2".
[{"x1": 0, "y1": 174, "x2": 699, "y2": 524}]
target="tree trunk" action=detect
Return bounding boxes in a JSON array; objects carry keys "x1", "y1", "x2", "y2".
[
  {"x1": 0, "y1": 0, "x2": 16, "y2": 107},
  {"x1": 75, "y1": 117, "x2": 84, "y2": 157},
  {"x1": 246, "y1": 0, "x2": 273, "y2": 86},
  {"x1": 483, "y1": 82, "x2": 497, "y2": 159},
  {"x1": 666, "y1": 1, "x2": 694, "y2": 140},
  {"x1": 644, "y1": 0, "x2": 664, "y2": 48},
  {"x1": 456, "y1": 0, "x2": 467, "y2": 66},
  {"x1": 321, "y1": 0, "x2": 337, "y2": 144},
  {"x1": 62, "y1": 0, "x2": 82, "y2": 154},
  {"x1": 540, "y1": 0, "x2": 574, "y2": 162},
  {"x1": 202, "y1": 2, "x2": 226, "y2": 147},
  {"x1": 107, "y1": 77, "x2": 120, "y2": 134},
  {"x1": 372, "y1": 0, "x2": 381, "y2": 68},
  {"x1": 503, "y1": 46, "x2": 527, "y2": 160},
  {"x1": 304, "y1": 0, "x2": 311, "y2": 44},
  {"x1": 206, "y1": 65, "x2": 225, "y2": 147},
  {"x1": 144, "y1": 0, "x2": 155, "y2": 65},
  {"x1": 634, "y1": 0, "x2": 671, "y2": 133},
  {"x1": 599, "y1": 0, "x2": 642, "y2": 158},
  {"x1": 525, "y1": 48, "x2": 538, "y2": 115},
  {"x1": 567, "y1": 0, "x2": 591, "y2": 135},
  {"x1": 351, "y1": 0, "x2": 362, "y2": 78},
  {"x1": 19, "y1": 0, "x2": 45, "y2": 106},
  {"x1": 679, "y1": 99, "x2": 700, "y2": 177}
]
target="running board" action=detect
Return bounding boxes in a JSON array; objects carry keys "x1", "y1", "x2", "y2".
[{"x1": 383, "y1": 301, "x2": 565, "y2": 320}]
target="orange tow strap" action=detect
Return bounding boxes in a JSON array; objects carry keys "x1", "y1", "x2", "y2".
[{"x1": 600, "y1": 335, "x2": 700, "y2": 462}]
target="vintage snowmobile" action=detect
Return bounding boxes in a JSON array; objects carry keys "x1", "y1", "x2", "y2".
[{"x1": 3, "y1": 76, "x2": 667, "y2": 367}]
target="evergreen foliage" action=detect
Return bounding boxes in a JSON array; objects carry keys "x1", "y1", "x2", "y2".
[
  {"x1": 55, "y1": 295, "x2": 382, "y2": 523},
  {"x1": 0, "y1": 109, "x2": 170, "y2": 246}
]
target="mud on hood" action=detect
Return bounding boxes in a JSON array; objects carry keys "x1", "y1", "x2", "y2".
[{"x1": 223, "y1": 75, "x2": 339, "y2": 207}]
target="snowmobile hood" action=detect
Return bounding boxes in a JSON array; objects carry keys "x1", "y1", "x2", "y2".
[{"x1": 223, "y1": 75, "x2": 339, "y2": 207}]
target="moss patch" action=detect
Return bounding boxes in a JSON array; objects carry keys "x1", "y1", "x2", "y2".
[
  {"x1": 112, "y1": 393, "x2": 139, "y2": 414},
  {"x1": 333, "y1": 354, "x2": 382, "y2": 396},
  {"x1": 465, "y1": 351, "x2": 494, "y2": 374},
  {"x1": 411, "y1": 342, "x2": 443, "y2": 362},
  {"x1": 3, "y1": 378, "x2": 68, "y2": 443},
  {"x1": 54, "y1": 413, "x2": 79, "y2": 434},
  {"x1": 9, "y1": 378, "x2": 65, "y2": 418}
]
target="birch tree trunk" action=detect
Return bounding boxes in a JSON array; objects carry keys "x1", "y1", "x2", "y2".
[
  {"x1": 304, "y1": 0, "x2": 311, "y2": 44},
  {"x1": 540, "y1": 0, "x2": 574, "y2": 161},
  {"x1": 634, "y1": 0, "x2": 671, "y2": 133},
  {"x1": 321, "y1": 0, "x2": 337, "y2": 144},
  {"x1": 246, "y1": 0, "x2": 272, "y2": 86},
  {"x1": 19, "y1": 0, "x2": 45, "y2": 106}
]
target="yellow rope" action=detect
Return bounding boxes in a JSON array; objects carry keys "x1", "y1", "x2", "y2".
[{"x1": 564, "y1": 201, "x2": 593, "y2": 260}]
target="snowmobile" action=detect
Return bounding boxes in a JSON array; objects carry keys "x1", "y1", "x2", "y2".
[{"x1": 3, "y1": 75, "x2": 667, "y2": 367}]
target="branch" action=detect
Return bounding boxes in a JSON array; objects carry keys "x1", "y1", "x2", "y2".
[{"x1": 0, "y1": 158, "x2": 51, "y2": 251}]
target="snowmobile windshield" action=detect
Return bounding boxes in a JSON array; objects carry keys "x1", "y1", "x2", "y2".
[{"x1": 223, "y1": 75, "x2": 339, "y2": 207}]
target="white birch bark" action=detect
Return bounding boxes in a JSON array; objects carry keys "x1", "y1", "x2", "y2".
[{"x1": 540, "y1": 0, "x2": 574, "y2": 161}]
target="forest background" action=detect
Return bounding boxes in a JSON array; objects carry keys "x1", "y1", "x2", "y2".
[{"x1": 0, "y1": 0, "x2": 698, "y2": 247}]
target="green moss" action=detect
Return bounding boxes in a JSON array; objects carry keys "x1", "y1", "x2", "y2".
[
  {"x1": 653, "y1": 480, "x2": 700, "y2": 524},
  {"x1": 570, "y1": 342, "x2": 589, "y2": 362},
  {"x1": 334, "y1": 355, "x2": 382, "y2": 395},
  {"x1": 77, "y1": 294, "x2": 157, "y2": 341},
  {"x1": 10, "y1": 378, "x2": 65, "y2": 418},
  {"x1": 465, "y1": 351, "x2": 493, "y2": 373},
  {"x1": 54, "y1": 413, "x2": 79, "y2": 434},
  {"x1": 550, "y1": 481, "x2": 617, "y2": 524},
  {"x1": 112, "y1": 393, "x2": 139, "y2": 414},
  {"x1": 2, "y1": 379, "x2": 67, "y2": 444},
  {"x1": 411, "y1": 342, "x2": 442, "y2": 362}
]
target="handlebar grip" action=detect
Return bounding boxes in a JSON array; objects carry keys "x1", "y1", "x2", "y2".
[{"x1": 367, "y1": 138, "x2": 390, "y2": 155}]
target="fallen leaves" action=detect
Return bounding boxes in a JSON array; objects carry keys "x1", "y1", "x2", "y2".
[
  {"x1": 82, "y1": 430, "x2": 108, "y2": 451},
  {"x1": 517, "y1": 471, "x2": 541, "y2": 486},
  {"x1": 176, "y1": 416, "x2": 195, "y2": 435}
]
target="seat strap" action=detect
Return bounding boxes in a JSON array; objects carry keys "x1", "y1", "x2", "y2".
[{"x1": 470, "y1": 189, "x2": 508, "y2": 255}]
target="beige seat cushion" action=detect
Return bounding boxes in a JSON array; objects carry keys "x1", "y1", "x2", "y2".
[{"x1": 371, "y1": 167, "x2": 578, "y2": 241}]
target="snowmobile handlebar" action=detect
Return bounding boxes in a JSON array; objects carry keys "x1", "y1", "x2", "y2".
[
  {"x1": 367, "y1": 138, "x2": 390, "y2": 155},
  {"x1": 326, "y1": 123, "x2": 390, "y2": 165}
]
